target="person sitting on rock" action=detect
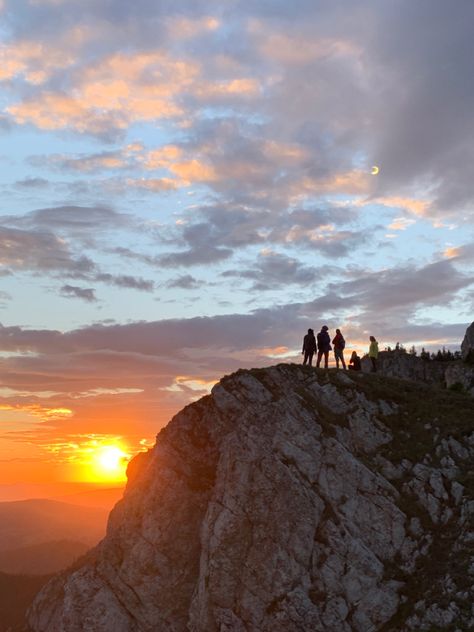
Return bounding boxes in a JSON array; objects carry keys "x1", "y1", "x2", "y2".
[
  {"x1": 348, "y1": 350, "x2": 361, "y2": 371},
  {"x1": 332, "y1": 328, "x2": 346, "y2": 369},
  {"x1": 302, "y1": 328, "x2": 317, "y2": 366},
  {"x1": 369, "y1": 336, "x2": 379, "y2": 372},
  {"x1": 316, "y1": 325, "x2": 331, "y2": 368}
]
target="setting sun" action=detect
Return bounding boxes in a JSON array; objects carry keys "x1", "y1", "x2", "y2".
[{"x1": 88, "y1": 444, "x2": 130, "y2": 483}]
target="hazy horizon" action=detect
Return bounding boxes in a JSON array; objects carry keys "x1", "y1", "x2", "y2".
[{"x1": 0, "y1": 481, "x2": 125, "y2": 503}]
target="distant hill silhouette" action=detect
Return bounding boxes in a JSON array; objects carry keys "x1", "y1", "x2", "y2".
[
  {"x1": 0, "y1": 571, "x2": 52, "y2": 632},
  {"x1": 0, "y1": 539, "x2": 90, "y2": 575},
  {"x1": 0, "y1": 482, "x2": 123, "y2": 503},
  {"x1": 0, "y1": 499, "x2": 108, "y2": 552},
  {"x1": 51, "y1": 486, "x2": 124, "y2": 509}
]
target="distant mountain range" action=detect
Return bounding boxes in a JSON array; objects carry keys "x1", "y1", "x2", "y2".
[
  {"x1": 0, "y1": 488, "x2": 125, "y2": 630},
  {"x1": 0, "y1": 488, "x2": 124, "y2": 575},
  {"x1": 0, "y1": 482, "x2": 124, "y2": 504},
  {"x1": 0, "y1": 498, "x2": 109, "y2": 554},
  {"x1": 50, "y1": 486, "x2": 124, "y2": 509}
]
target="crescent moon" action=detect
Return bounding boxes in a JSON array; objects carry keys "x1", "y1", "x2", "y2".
[{"x1": 371, "y1": 165, "x2": 379, "y2": 175}]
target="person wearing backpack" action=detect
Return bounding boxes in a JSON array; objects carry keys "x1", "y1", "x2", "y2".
[
  {"x1": 332, "y1": 328, "x2": 346, "y2": 369},
  {"x1": 316, "y1": 325, "x2": 331, "y2": 368},
  {"x1": 302, "y1": 328, "x2": 317, "y2": 366}
]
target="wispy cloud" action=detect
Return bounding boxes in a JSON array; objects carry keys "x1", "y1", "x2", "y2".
[{"x1": 60, "y1": 284, "x2": 97, "y2": 302}]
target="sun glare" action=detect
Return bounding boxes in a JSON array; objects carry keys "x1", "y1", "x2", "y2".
[{"x1": 89, "y1": 445, "x2": 130, "y2": 482}]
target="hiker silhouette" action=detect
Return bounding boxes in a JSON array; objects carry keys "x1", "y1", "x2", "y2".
[
  {"x1": 302, "y1": 328, "x2": 317, "y2": 366},
  {"x1": 316, "y1": 326, "x2": 331, "y2": 368},
  {"x1": 332, "y1": 328, "x2": 346, "y2": 369},
  {"x1": 369, "y1": 336, "x2": 379, "y2": 372}
]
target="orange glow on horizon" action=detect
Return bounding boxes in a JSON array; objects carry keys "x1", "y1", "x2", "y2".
[{"x1": 82, "y1": 443, "x2": 131, "y2": 483}]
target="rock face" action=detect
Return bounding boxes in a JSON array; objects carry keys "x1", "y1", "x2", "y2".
[
  {"x1": 360, "y1": 319, "x2": 474, "y2": 395},
  {"x1": 360, "y1": 350, "x2": 446, "y2": 385},
  {"x1": 27, "y1": 365, "x2": 474, "y2": 632},
  {"x1": 461, "y1": 321, "x2": 474, "y2": 361},
  {"x1": 445, "y1": 362, "x2": 474, "y2": 396}
]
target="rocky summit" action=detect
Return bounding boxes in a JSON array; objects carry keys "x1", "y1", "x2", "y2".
[{"x1": 27, "y1": 365, "x2": 473, "y2": 632}]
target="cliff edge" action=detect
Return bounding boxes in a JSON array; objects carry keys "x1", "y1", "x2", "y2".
[{"x1": 27, "y1": 365, "x2": 473, "y2": 631}]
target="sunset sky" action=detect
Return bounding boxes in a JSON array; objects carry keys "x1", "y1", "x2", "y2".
[{"x1": 0, "y1": 0, "x2": 473, "y2": 490}]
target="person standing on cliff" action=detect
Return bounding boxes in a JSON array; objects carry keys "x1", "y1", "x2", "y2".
[
  {"x1": 316, "y1": 325, "x2": 331, "y2": 368},
  {"x1": 369, "y1": 336, "x2": 379, "y2": 372},
  {"x1": 332, "y1": 328, "x2": 346, "y2": 369},
  {"x1": 302, "y1": 328, "x2": 317, "y2": 366}
]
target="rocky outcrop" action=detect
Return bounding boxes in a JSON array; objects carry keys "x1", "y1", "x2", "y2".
[
  {"x1": 445, "y1": 362, "x2": 474, "y2": 396},
  {"x1": 360, "y1": 350, "x2": 446, "y2": 385},
  {"x1": 360, "y1": 320, "x2": 474, "y2": 395},
  {"x1": 27, "y1": 365, "x2": 474, "y2": 632},
  {"x1": 461, "y1": 321, "x2": 474, "y2": 362}
]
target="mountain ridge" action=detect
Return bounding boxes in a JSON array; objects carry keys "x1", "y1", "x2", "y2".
[{"x1": 27, "y1": 365, "x2": 474, "y2": 631}]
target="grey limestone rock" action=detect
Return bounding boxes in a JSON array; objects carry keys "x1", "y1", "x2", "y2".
[
  {"x1": 461, "y1": 321, "x2": 474, "y2": 361},
  {"x1": 27, "y1": 365, "x2": 474, "y2": 632}
]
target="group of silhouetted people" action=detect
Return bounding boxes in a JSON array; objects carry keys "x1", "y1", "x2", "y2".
[{"x1": 302, "y1": 327, "x2": 379, "y2": 372}]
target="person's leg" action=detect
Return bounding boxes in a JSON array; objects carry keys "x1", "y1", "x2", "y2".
[
  {"x1": 308, "y1": 352, "x2": 314, "y2": 366},
  {"x1": 316, "y1": 350, "x2": 323, "y2": 367},
  {"x1": 334, "y1": 351, "x2": 339, "y2": 369},
  {"x1": 324, "y1": 351, "x2": 329, "y2": 368},
  {"x1": 371, "y1": 357, "x2": 377, "y2": 372},
  {"x1": 303, "y1": 351, "x2": 308, "y2": 365},
  {"x1": 341, "y1": 352, "x2": 346, "y2": 370}
]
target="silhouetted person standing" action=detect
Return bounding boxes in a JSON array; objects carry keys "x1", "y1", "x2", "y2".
[
  {"x1": 348, "y1": 350, "x2": 361, "y2": 371},
  {"x1": 316, "y1": 325, "x2": 331, "y2": 368},
  {"x1": 369, "y1": 336, "x2": 379, "y2": 372},
  {"x1": 332, "y1": 328, "x2": 346, "y2": 369},
  {"x1": 302, "y1": 328, "x2": 317, "y2": 366}
]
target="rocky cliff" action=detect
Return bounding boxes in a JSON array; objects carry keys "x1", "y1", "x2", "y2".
[
  {"x1": 27, "y1": 365, "x2": 474, "y2": 631},
  {"x1": 461, "y1": 321, "x2": 474, "y2": 362}
]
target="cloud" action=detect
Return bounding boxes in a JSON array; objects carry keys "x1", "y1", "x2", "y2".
[
  {"x1": 387, "y1": 217, "x2": 416, "y2": 231},
  {"x1": 0, "y1": 226, "x2": 95, "y2": 276},
  {"x1": 5, "y1": 50, "x2": 199, "y2": 137},
  {"x1": 14, "y1": 177, "x2": 50, "y2": 188},
  {"x1": 0, "y1": 291, "x2": 11, "y2": 307},
  {"x1": 365, "y1": 1, "x2": 474, "y2": 219},
  {"x1": 331, "y1": 259, "x2": 474, "y2": 316},
  {"x1": 2, "y1": 205, "x2": 133, "y2": 236},
  {"x1": 94, "y1": 273, "x2": 154, "y2": 292},
  {"x1": 0, "y1": 39, "x2": 74, "y2": 84},
  {"x1": 166, "y1": 274, "x2": 203, "y2": 290},
  {"x1": 157, "y1": 201, "x2": 366, "y2": 264},
  {"x1": 222, "y1": 250, "x2": 329, "y2": 291},
  {"x1": 35, "y1": 151, "x2": 129, "y2": 173},
  {"x1": 0, "y1": 212, "x2": 154, "y2": 296},
  {"x1": 60, "y1": 284, "x2": 97, "y2": 302},
  {"x1": 442, "y1": 242, "x2": 474, "y2": 263}
]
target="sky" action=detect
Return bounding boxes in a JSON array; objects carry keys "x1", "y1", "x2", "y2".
[{"x1": 0, "y1": 0, "x2": 473, "y2": 489}]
